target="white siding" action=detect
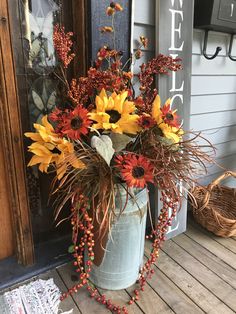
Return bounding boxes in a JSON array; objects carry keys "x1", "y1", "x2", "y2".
[
  {"x1": 192, "y1": 30, "x2": 236, "y2": 188},
  {"x1": 132, "y1": 4, "x2": 236, "y2": 188},
  {"x1": 132, "y1": 0, "x2": 155, "y2": 77}
]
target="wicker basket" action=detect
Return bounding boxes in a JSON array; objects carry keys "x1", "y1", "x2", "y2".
[{"x1": 191, "y1": 171, "x2": 236, "y2": 237}]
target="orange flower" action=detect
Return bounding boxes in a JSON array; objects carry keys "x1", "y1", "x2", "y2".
[
  {"x1": 114, "y1": 3, "x2": 123, "y2": 11},
  {"x1": 59, "y1": 105, "x2": 92, "y2": 140},
  {"x1": 140, "y1": 36, "x2": 148, "y2": 48},
  {"x1": 106, "y1": 6, "x2": 115, "y2": 15},
  {"x1": 138, "y1": 114, "x2": 156, "y2": 129},
  {"x1": 135, "y1": 49, "x2": 142, "y2": 59},
  {"x1": 115, "y1": 153, "x2": 154, "y2": 188},
  {"x1": 101, "y1": 26, "x2": 114, "y2": 33},
  {"x1": 161, "y1": 101, "x2": 180, "y2": 128}
]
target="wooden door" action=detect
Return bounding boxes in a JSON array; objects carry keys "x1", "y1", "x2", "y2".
[{"x1": 0, "y1": 0, "x2": 34, "y2": 264}]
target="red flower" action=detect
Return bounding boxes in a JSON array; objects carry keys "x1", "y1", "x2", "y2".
[
  {"x1": 138, "y1": 114, "x2": 156, "y2": 129},
  {"x1": 60, "y1": 105, "x2": 92, "y2": 140},
  {"x1": 49, "y1": 107, "x2": 64, "y2": 122},
  {"x1": 161, "y1": 103, "x2": 180, "y2": 128},
  {"x1": 115, "y1": 153, "x2": 154, "y2": 188}
]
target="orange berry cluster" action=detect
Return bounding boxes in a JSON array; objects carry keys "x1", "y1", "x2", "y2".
[{"x1": 53, "y1": 25, "x2": 75, "y2": 68}]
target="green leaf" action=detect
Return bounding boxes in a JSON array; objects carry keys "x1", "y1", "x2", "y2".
[{"x1": 68, "y1": 245, "x2": 75, "y2": 253}]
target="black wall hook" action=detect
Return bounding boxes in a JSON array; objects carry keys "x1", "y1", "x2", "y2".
[
  {"x1": 228, "y1": 34, "x2": 236, "y2": 61},
  {"x1": 203, "y1": 30, "x2": 222, "y2": 60}
]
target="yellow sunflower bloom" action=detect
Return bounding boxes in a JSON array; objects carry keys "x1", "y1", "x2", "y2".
[
  {"x1": 89, "y1": 89, "x2": 140, "y2": 134},
  {"x1": 159, "y1": 123, "x2": 183, "y2": 144},
  {"x1": 151, "y1": 95, "x2": 171, "y2": 125},
  {"x1": 25, "y1": 116, "x2": 85, "y2": 179}
]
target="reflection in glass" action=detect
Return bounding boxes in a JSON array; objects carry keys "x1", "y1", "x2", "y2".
[{"x1": 22, "y1": 0, "x2": 60, "y2": 74}]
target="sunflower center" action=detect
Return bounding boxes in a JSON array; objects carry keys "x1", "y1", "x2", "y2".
[
  {"x1": 166, "y1": 113, "x2": 174, "y2": 121},
  {"x1": 106, "y1": 110, "x2": 121, "y2": 123},
  {"x1": 132, "y1": 166, "x2": 145, "y2": 178},
  {"x1": 71, "y1": 117, "x2": 83, "y2": 130}
]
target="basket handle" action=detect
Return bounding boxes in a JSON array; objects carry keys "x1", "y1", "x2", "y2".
[{"x1": 199, "y1": 171, "x2": 236, "y2": 211}]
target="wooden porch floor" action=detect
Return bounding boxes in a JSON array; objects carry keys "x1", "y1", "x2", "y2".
[{"x1": 2, "y1": 215, "x2": 236, "y2": 313}]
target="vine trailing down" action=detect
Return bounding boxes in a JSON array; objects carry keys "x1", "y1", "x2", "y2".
[{"x1": 25, "y1": 2, "x2": 214, "y2": 313}]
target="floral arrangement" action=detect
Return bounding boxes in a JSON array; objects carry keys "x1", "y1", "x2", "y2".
[{"x1": 25, "y1": 3, "x2": 213, "y2": 313}]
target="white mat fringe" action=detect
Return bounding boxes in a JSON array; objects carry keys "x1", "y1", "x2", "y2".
[{"x1": 2, "y1": 278, "x2": 73, "y2": 314}]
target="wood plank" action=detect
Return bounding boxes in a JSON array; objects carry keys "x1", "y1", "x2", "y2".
[
  {"x1": 98, "y1": 288, "x2": 143, "y2": 314},
  {"x1": 57, "y1": 263, "x2": 111, "y2": 314},
  {"x1": 72, "y1": 0, "x2": 88, "y2": 76},
  {"x1": 134, "y1": 0, "x2": 155, "y2": 25},
  {"x1": 190, "y1": 110, "x2": 236, "y2": 131},
  {"x1": 192, "y1": 55, "x2": 236, "y2": 75},
  {"x1": 196, "y1": 125, "x2": 236, "y2": 146},
  {"x1": 133, "y1": 24, "x2": 155, "y2": 51},
  {"x1": 191, "y1": 76, "x2": 236, "y2": 96},
  {"x1": 189, "y1": 217, "x2": 236, "y2": 254},
  {"x1": 172, "y1": 233, "x2": 236, "y2": 289},
  {"x1": 201, "y1": 140, "x2": 236, "y2": 159},
  {"x1": 145, "y1": 241, "x2": 234, "y2": 314},
  {"x1": 210, "y1": 238, "x2": 236, "y2": 253},
  {"x1": 162, "y1": 240, "x2": 236, "y2": 312},
  {"x1": 126, "y1": 283, "x2": 173, "y2": 314},
  {"x1": 196, "y1": 171, "x2": 236, "y2": 188},
  {"x1": 191, "y1": 94, "x2": 236, "y2": 115},
  {"x1": 40, "y1": 269, "x2": 80, "y2": 314},
  {"x1": 0, "y1": 55, "x2": 14, "y2": 259},
  {"x1": 143, "y1": 255, "x2": 204, "y2": 314},
  {"x1": 186, "y1": 224, "x2": 236, "y2": 270}
]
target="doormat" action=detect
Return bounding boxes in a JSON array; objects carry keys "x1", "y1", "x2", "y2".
[{"x1": 0, "y1": 278, "x2": 73, "y2": 314}]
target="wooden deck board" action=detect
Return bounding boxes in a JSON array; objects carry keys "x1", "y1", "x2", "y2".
[
  {"x1": 1, "y1": 216, "x2": 236, "y2": 313},
  {"x1": 189, "y1": 217, "x2": 236, "y2": 254},
  {"x1": 162, "y1": 239, "x2": 236, "y2": 312},
  {"x1": 57, "y1": 263, "x2": 111, "y2": 314},
  {"x1": 126, "y1": 283, "x2": 173, "y2": 314},
  {"x1": 186, "y1": 224, "x2": 236, "y2": 270},
  {"x1": 145, "y1": 241, "x2": 234, "y2": 314},
  {"x1": 143, "y1": 255, "x2": 204, "y2": 314},
  {"x1": 173, "y1": 233, "x2": 236, "y2": 289},
  {"x1": 98, "y1": 288, "x2": 143, "y2": 314}
]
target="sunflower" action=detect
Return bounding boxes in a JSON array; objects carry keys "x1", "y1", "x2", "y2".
[
  {"x1": 159, "y1": 124, "x2": 184, "y2": 144},
  {"x1": 59, "y1": 105, "x2": 92, "y2": 140},
  {"x1": 25, "y1": 116, "x2": 85, "y2": 179},
  {"x1": 115, "y1": 153, "x2": 154, "y2": 188},
  {"x1": 89, "y1": 89, "x2": 140, "y2": 134}
]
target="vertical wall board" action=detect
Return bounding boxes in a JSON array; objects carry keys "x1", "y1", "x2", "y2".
[
  {"x1": 153, "y1": 0, "x2": 194, "y2": 239},
  {"x1": 88, "y1": 0, "x2": 132, "y2": 65}
]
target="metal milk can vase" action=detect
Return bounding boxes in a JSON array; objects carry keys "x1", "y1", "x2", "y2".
[{"x1": 88, "y1": 184, "x2": 148, "y2": 290}]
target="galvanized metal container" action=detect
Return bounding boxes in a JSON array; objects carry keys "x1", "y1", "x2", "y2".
[{"x1": 88, "y1": 185, "x2": 148, "y2": 290}]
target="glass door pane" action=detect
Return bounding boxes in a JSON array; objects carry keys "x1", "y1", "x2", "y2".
[{"x1": 9, "y1": 0, "x2": 73, "y2": 243}]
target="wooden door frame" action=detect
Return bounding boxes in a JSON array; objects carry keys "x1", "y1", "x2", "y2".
[{"x1": 0, "y1": 0, "x2": 34, "y2": 265}]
